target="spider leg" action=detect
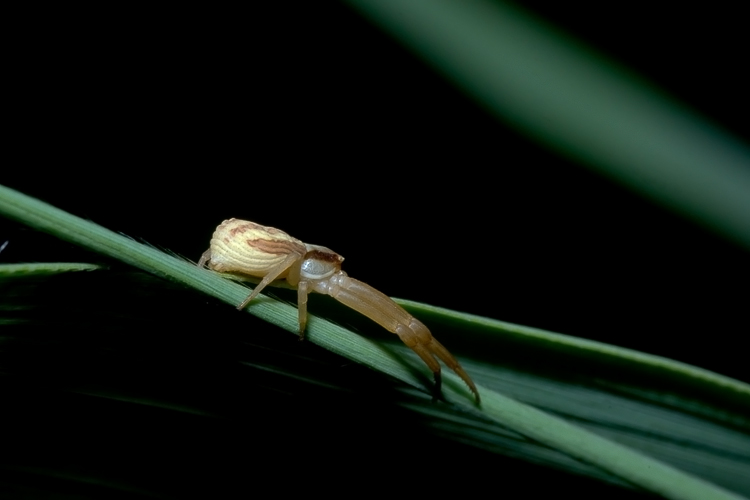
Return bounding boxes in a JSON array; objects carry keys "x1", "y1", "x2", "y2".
[
  {"x1": 325, "y1": 274, "x2": 479, "y2": 403},
  {"x1": 197, "y1": 249, "x2": 212, "y2": 268},
  {"x1": 297, "y1": 280, "x2": 310, "y2": 340},
  {"x1": 236, "y1": 252, "x2": 304, "y2": 310}
]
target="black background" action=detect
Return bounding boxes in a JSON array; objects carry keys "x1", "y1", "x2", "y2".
[
  {"x1": 5, "y1": 1, "x2": 748, "y2": 381},
  {"x1": 2, "y1": 2, "x2": 749, "y2": 497}
]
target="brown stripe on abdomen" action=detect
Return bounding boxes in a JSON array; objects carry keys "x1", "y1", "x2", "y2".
[{"x1": 246, "y1": 238, "x2": 305, "y2": 256}]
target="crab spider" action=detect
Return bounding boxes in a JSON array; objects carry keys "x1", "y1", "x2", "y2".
[{"x1": 198, "y1": 218, "x2": 479, "y2": 403}]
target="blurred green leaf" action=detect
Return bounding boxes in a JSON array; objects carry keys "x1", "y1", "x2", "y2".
[{"x1": 344, "y1": 0, "x2": 750, "y2": 249}]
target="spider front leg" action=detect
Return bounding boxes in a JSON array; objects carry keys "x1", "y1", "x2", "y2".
[{"x1": 319, "y1": 273, "x2": 480, "y2": 402}]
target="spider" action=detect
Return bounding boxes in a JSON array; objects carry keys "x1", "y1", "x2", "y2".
[{"x1": 198, "y1": 218, "x2": 479, "y2": 402}]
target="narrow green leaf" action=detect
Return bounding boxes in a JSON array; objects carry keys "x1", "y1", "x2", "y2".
[{"x1": 0, "y1": 184, "x2": 747, "y2": 500}]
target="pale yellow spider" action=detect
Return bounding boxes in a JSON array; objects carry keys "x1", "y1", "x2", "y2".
[{"x1": 198, "y1": 218, "x2": 479, "y2": 402}]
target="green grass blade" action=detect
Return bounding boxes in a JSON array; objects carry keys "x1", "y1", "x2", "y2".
[
  {"x1": 400, "y1": 300, "x2": 750, "y2": 405},
  {"x1": 0, "y1": 184, "x2": 747, "y2": 499},
  {"x1": 3, "y1": 267, "x2": 748, "y2": 496},
  {"x1": 0, "y1": 262, "x2": 103, "y2": 275}
]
